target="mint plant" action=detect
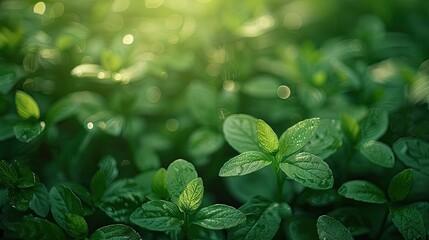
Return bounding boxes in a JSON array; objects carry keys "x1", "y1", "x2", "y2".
[
  {"x1": 1, "y1": 0, "x2": 429, "y2": 239},
  {"x1": 219, "y1": 114, "x2": 341, "y2": 238},
  {"x1": 130, "y1": 159, "x2": 245, "y2": 239}
]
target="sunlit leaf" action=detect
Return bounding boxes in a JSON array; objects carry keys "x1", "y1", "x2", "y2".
[
  {"x1": 278, "y1": 118, "x2": 320, "y2": 158},
  {"x1": 219, "y1": 151, "x2": 272, "y2": 177},
  {"x1": 193, "y1": 204, "x2": 246, "y2": 230},
  {"x1": 256, "y1": 119, "x2": 279, "y2": 155},
  {"x1": 130, "y1": 200, "x2": 183, "y2": 231},
  {"x1": 15, "y1": 90, "x2": 40, "y2": 120}
]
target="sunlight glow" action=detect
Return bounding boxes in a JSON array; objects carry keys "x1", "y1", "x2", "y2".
[
  {"x1": 122, "y1": 34, "x2": 134, "y2": 45},
  {"x1": 33, "y1": 2, "x2": 46, "y2": 15}
]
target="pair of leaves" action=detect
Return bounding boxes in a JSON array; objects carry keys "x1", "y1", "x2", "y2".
[
  {"x1": 130, "y1": 200, "x2": 245, "y2": 231},
  {"x1": 50, "y1": 185, "x2": 87, "y2": 238},
  {"x1": 131, "y1": 159, "x2": 245, "y2": 231},
  {"x1": 221, "y1": 114, "x2": 334, "y2": 190},
  {"x1": 100, "y1": 179, "x2": 145, "y2": 222},
  {"x1": 90, "y1": 155, "x2": 118, "y2": 201},
  {"x1": 4, "y1": 214, "x2": 65, "y2": 240},
  {"x1": 342, "y1": 108, "x2": 395, "y2": 168},
  {"x1": 0, "y1": 160, "x2": 49, "y2": 216},
  {"x1": 339, "y1": 172, "x2": 415, "y2": 205},
  {"x1": 228, "y1": 196, "x2": 292, "y2": 240},
  {"x1": 393, "y1": 137, "x2": 429, "y2": 176}
]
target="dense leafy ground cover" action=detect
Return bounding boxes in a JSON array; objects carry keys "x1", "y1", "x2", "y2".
[{"x1": 1, "y1": 0, "x2": 429, "y2": 239}]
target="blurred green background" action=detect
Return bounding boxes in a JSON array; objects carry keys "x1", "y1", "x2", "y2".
[{"x1": 1, "y1": 0, "x2": 429, "y2": 238}]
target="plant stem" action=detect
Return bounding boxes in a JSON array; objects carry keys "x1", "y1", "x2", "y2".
[{"x1": 273, "y1": 155, "x2": 285, "y2": 202}]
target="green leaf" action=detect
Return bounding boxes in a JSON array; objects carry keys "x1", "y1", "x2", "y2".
[
  {"x1": 8, "y1": 188, "x2": 30, "y2": 211},
  {"x1": 341, "y1": 114, "x2": 361, "y2": 142},
  {"x1": 393, "y1": 137, "x2": 429, "y2": 176},
  {"x1": 360, "y1": 108, "x2": 388, "y2": 143},
  {"x1": 187, "y1": 128, "x2": 224, "y2": 157},
  {"x1": 15, "y1": 90, "x2": 40, "y2": 120},
  {"x1": 317, "y1": 215, "x2": 354, "y2": 240},
  {"x1": 278, "y1": 118, "x2": 320, "y2": 158},
  {"x1": 99, "y1": 155, "x2": 118, "y2": 184},
  {"x1": 4, "y1": 215, "x2": 66, "y2": 240},
  {"x1": 0, "y1": 65, "x2": 20, "y2": 95},
  {"x1": 100, "y1": 179, "x2": 145, "y2": 222},
  {"x1": 151, "y1": 168, "x2": 169, "y2": 199},
  {"x1": 14, "y1": 161, "x2": 37, "y2": 188},
  {"x1": 91, "y1": 169, "x2": 106, "y2": 200},
  {"x1": 358, "y1": 140, "x2": 395, "y2": 168},
  {"x1": 90, "y1": 224, "x2": 141, "y2": 240},
  {"x1": 166, "y1": 159, "x2": 198, "y2": 205},
  {"x1": 228, "y1": 196, "x2": 291, "y2": 240},
  {"x1": 303, "y1": 119, "x2": 343, "y2": 159},
  {"x1": 391, "y1": 205, "x2": 426, "y2": 240},
  {"x1": 327, "y1": 207, "x2": 372, "y2": 236},
  {"x1": 178, "y1": 177, "x2": 204, "y2": 213},
  {"x1": 192, "y1": 204, "x2": 246, "y2": 230},
  {"x1": 29, "y1": 183, "x2": 50, "y2": 217},
  {"x1": 256, "y1": 119, "x2": 279, "y2": 155},
  {"x1": 338, "y1": 180, "x2": 387, "y2": 204},
  {"x1": 280, "y1": 152, "x2": 334, "y2": 190},
  {"x1": 65, "y1": 212, "x2": 88, "y2": 238},
  {"x1": 219, "y1": 151, "x2": 272, "y2": 177},
  {"x1": 388, "y1": 169, "x2": 414, "y2": 202},
  {"x1": 223, "y1": 114, "x2": 260, "y2": 153},
  {"x1": 49, "y1": 185, "x2": 84, "y2": 230},
  {"x1": 0, "y1": 160, "x2": 19, "y2": 187},
  {"x1": 13, "y1": 121, "x2": 45, "y2": 143},
  {"x1": 130, "y1": 200, "x2": 184, "y2": 231}
]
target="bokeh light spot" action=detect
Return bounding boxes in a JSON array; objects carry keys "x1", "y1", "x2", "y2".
[
  {"x1": 33, "y1": 2, "x2": 46, "y2": 15},
  {"x1": 112, "y1": 0, "x2": 130, "y2": 12},
  {"x1": 122, "y1": 34, "x2": 134, "y2": 45},
  {"x1": 223, "y1": 80, "x2": 237, "y2": 92},
  {"x1": 277, "y1": 85, "x2": 291, "y2": 99},
  {"x1": 87, "y1": 122, "x2": 94, "y2": 130},
  {"x1": 145, "y1": 0, "x2": 164, "y2": 8},
  {"x1": 165, "y1": 14, "x2": 183, "y2": 30},
  {"x1": 284, "y1": 13, "x2": 302, "y2": 30},
  {"x1": 147, "y1": 86, "x2": 161, "y2": 103},
  {"x1": 165, "y1": 118, "x2": 179, "y2": 132}
]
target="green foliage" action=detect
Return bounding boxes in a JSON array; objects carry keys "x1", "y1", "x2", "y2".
[
  {"x1": 1, "y1": 0, "x2": 429, "y2": 239},
  {"x1": 90, "y1": 224, "x2": 141, "y2": 240},
  {"x1": 390, "y1": 205, "x2": 427, "y2": 240},
  {"x1": 228, "y1": 196, "x2": 291, "y2": 240},
  {"x1": 280, "y1": 152, "x2": 334, "y2": 190},
  {"x1": 338, "y1": 180, "x2": 387, "y2": 204},
  {"x1": 317, "y1": 215, "x2": 354, "y2": 240}
]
